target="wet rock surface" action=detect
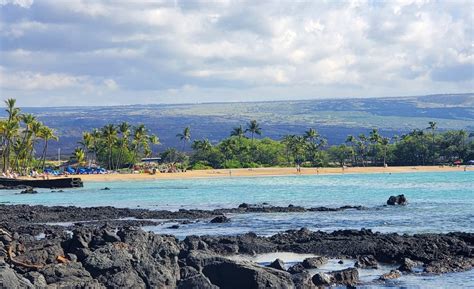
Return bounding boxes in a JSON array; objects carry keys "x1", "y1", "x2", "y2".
[
  {"x1": 268, "y1": 258, "x2": 286, "y2": 271},
  {"x1": 0, "y1": 203, "x2": 368, "y2": 228},
  {"x1": 0, "y1": 204, "x2": 472, "y2": 288},
  {"x1": 210, "y1": 215, "x2": 230, "y2": 223},
  {"x1": 387, "y1": 194, "x2": 408, "y2": 205},
  {"x1": 19, "y1": 187, "x2": 38, "y2": 194},
  {"x1": 379, "y1": 269, "x2": 402, "y2": 280},
  {"x1": 287, "y1": 262, "x2": 306, "y2": 274},
  {"x1": 355, "y1": 255, "x2": 379, "y2": 269},
  {"x1": 312, "y1": 268, "x2": 359, "y2": 286},
  {"x1": 302, "y1": 256, "x2": 328, "y2": 269},
  {"x1": 398, "y1": 257, "x2": 423, "y2": 272}
]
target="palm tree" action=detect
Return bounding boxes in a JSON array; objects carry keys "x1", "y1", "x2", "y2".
[
  {"x1": 245, "y1": 120, "x2": 261, "y2": 141},
  {"x1": 24, "y1": 120, "x2": 42, "y2": 172},
  {"x1": 230, "y1": 125, "x2": 245, "y2": 139},
  {"x1": 102, "y1": 124, "x2": 118, "y2": 169},
  {"x1": 13, "y1": 114, "x2": 35, "y2": 171},
  {"x1": 281, "y1": 135, "x2": 296, "y2": 166},
  {"x1": 80, "y1": 132, "x2": 94, "y2": 163},
  {"x1": 131, "y1": 124, "x2": 148, "y2": 163},
  {"x1": 3, "y1": 98, "x2": 20, "y2": 171},
  {"x1": 219, "y1": 139, "x2": 234, "y2": 167},
  {"x1": 345, "y1": 135, "x2": 357, "y2": 166},
  {"x1": 427, "y1": 121, "x2": 437, "y2": 165},
  {"x1": 18, "y1": 114, "x2": 36, "y2": 157},
  {"x1": 147, "y1": 135, "x2": 160, "y2": 157},
  {"x1": 91, "y1": 128, "x2": 102, "y2": 163},
  {"x1": 369, "y1": 128, "x2": 381, "y2": 165},
  {"x1": 409, "y1": 129, "x2": 426, "y2": 165},
  {"x1": 304, "y1": 128, "x2": 318, "y2": 143},
  {"x1": 291, "y1": 135, "x2": 307, "y2": 166},
  {"x1": 116, "y1": 122, "x2": 131, "y2": 169},
  {"x1": 176, "y1": 126, "x2": 191, "y2": 151},
  {"x1": 381, "y1": 137, "x2": 390, "y2": 166},
  {"x1": 149, "y1": 135, "x2": 160, "y2": 146},
  {"x1": 74, "y1": 147, "x2": 86, "y2": 165},
  {"x1": 457, "y1": 129, "x2": 468, "y2": 161},
  {"x1": 192, "y1": 138, "x2": 212, "y2": 152},
  {"x1": 38, "y1": 126, "x2": 58, "y2": 169},
  {"x1": 357, "y1": 134, "x2": 368, "y2": 167}
]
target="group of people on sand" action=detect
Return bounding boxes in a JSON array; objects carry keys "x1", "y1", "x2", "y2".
[
  {"x1": 29, "y1": 169, "x2": 50, "y2": 179},
  {"x1": 1, "y1": 169, "x2": 53, "y2": 180},
  {"x1": 1, "y1": 170, "x2": 19, "y2": 179}
]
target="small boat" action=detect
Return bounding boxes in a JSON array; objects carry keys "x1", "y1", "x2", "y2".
[{"x1": 0, "y1": 177, "x2": 83, "y2": 189}]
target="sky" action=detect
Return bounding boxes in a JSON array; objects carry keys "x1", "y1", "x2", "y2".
[{"x1": 0, "y1": 0, "x2": 473, "y2": 107}]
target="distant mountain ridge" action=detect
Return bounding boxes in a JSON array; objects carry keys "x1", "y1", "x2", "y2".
[{"x1": 3, "y1": 93, "x2": 473, "y2": 156}]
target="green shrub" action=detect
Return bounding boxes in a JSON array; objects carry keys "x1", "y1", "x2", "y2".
[
  {"x1": 191, "y1": 162, "x2": 214, "y2": 170},
  {"x1": 223, "y1": 159, "x2": 242, "y2": 168}
]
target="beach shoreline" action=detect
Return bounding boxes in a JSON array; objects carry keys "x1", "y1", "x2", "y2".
[{"x1": 73, "y1": 165, "x2": 468, "y2": 182}]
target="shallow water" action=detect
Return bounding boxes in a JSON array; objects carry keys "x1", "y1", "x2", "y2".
[
  {"x1": 1, "y1": 171, "x2": 473, "y2": 287},
  {"x1": 3, "y1": 171, "x2": 472, "y2": 235}
]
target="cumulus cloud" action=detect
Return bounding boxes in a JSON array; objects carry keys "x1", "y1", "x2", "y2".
[
  {"x1": 0, "y1": 67, "x2": 85, "y2": 90},
  {"x1": 0, "y1": 0, "x2": 33, "y2": 8},
  {"x1": 0, "y1": 0, "x2": 472, "y2": 106}
]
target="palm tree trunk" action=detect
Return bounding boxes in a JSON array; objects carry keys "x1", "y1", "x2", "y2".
[
  {"x1": 351, "y1": 148, "x2": 356, "y2": 166},
  {"x1": 108, "y1": 145, "x2": 112, "y2": 170},
  {"x1": 26, "y1": 144, "x2": 35, "y2": 175},
  {"x1": 42, "y1": 140, "x2": 48, "y2": 170},
  {"x1": 5, "y1": 140, "x2": 10, "y2": 172},
  {"x1": 432, "y1": 132, "x2": 435, "y2": 165},
  {"x1": 116, "y1": 144, "x2": 124, "y2": 170}
]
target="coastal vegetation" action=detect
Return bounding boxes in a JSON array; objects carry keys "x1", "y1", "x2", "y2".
[
  {"x1": 0, "y1": 98, "x2": 58, "y2": 174},
  {"x1": 78, "y1": 123, "x2": 160, "y2": 170},
  {"x1": 0, "y1": 98, "x2": 473, "y2": 173},
  {"x1": 188, "y1": 124, "x2": 474, "y2": 169}
]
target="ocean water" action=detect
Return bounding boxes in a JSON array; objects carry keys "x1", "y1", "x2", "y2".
[
  {"x1": 1, "y1": 171, "x2": 473, "y2": 235},
  {"x1": 1, "y1": 171, "x2": 473, "y2": 288}
]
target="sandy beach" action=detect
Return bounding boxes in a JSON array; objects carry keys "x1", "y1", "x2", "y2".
[{"x1": 75, "y1": 165, "x2": 469, "y2": 182}]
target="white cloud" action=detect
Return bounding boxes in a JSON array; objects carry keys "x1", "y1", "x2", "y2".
[
  {"x1": 0, "y1": 0, "x2": 472, "y2": 106},
  {"x1": 0, "y1": 68, "x2": 85, "y2": 90},
  {"x1": 0, "y1": 0, "x2": 33, "y2": 8},
  {"x1": 103, "y1": 78, "x2": 118, "y2": 90}
]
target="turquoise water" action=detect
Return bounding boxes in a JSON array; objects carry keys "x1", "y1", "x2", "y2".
[
  {"x1": 1, "y1": 171, "x2": 473, "y2": 288},
  {"x1": 1, "y1": 172, "x2": 473, "y2": 235},
  {"x1": 1, "y1": 171, "x2": 473, "y2": 209}
]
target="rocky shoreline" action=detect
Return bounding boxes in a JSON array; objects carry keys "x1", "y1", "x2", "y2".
[
  {"x1": 0, "y1": 203, "x2": 368, "y2": 232},
  {"x1": 0, "y1": 203, "x2": 473, "y2": 288}
]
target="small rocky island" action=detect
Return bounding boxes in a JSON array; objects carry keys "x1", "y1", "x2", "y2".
[{"x1": 0, "y1": 197, "x2": 472, "y2": 288}]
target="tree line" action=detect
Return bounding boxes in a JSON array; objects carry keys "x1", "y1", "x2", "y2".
[
  {"x1": 187, "y1": 120, "x2": 474, "y2": 169},
  {"x1": 1, "y1": 98, "x2": 473, "y2": 173}
]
